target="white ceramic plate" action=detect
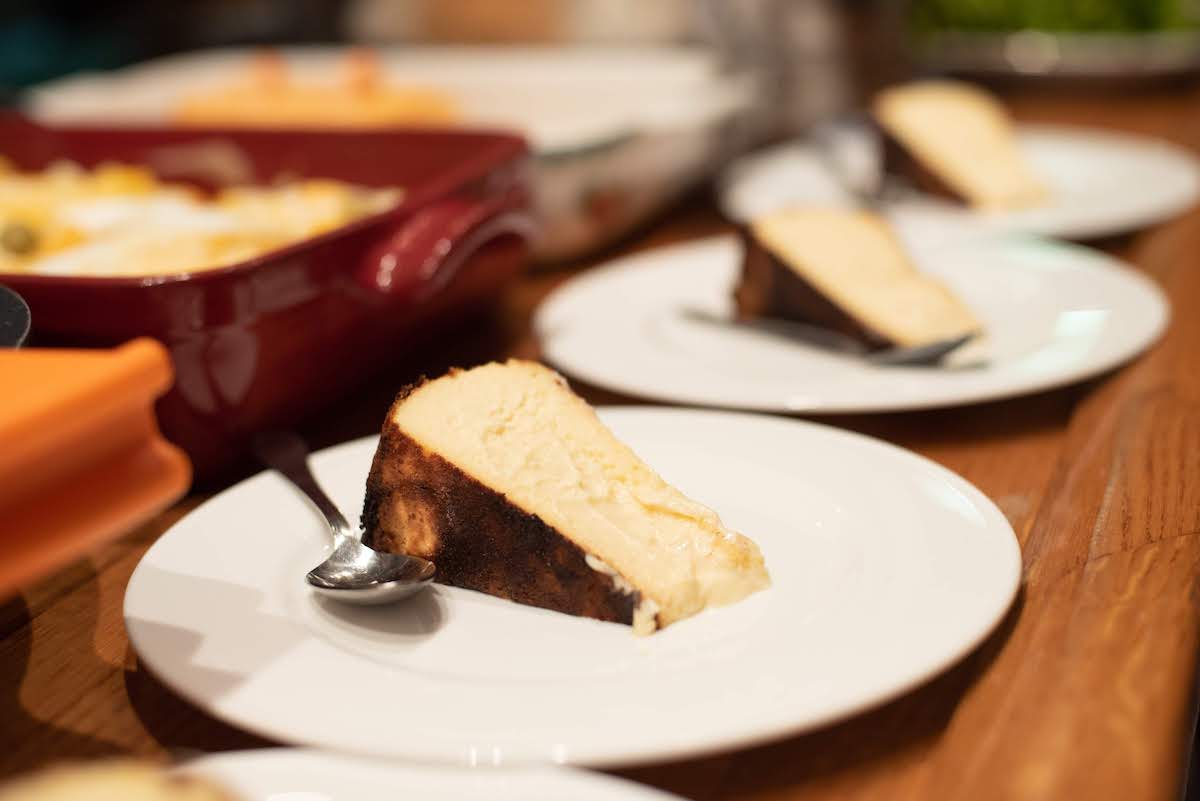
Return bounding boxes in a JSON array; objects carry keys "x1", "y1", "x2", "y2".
[
  {"x1": 720, "y1": 124, "x2": 1200, "y2": 240},
  {"x1": 126, "y1": 408, "x2": 1020, "y2": 767},
  {"x1": 535, "y1": 234, "x2": 1167, "y2": 413},
  {"x1": 181, "y1": 748, "x2": 684, "y2": 800}
]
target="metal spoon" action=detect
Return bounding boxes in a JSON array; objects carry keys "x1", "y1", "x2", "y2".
[
  {"x1": 254, "y1": 431, "x2": 435, "y2": 605},
  {"x1": 682, "y1": 308, "x2": 975, "y2": 367}
]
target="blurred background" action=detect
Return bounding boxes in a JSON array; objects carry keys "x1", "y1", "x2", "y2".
[{"x1": 5, "y1": 0, "x2": 1199, "y2": 132}]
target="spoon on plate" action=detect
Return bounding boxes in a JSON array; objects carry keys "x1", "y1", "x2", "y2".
[
  {"x1": 681, "y1": 308, "x2": 976, "y2": 367},
  {"x1": 254, "y1": 430, "x2": 435, "y2": 605}
]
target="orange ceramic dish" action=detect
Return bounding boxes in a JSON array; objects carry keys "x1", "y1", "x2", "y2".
[{"x1": 0, "y1": 338, "x2": 190, "y2": 597}]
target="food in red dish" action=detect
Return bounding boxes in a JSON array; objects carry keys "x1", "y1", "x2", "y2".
[
  {"x1": 0, "y1": 115, "x2": 534, "y2": 478},
  {"x1": 0, "y1": 159, "x2": 401, "y2": 277}
]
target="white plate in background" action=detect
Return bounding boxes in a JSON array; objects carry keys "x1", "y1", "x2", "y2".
[
  {"x1": 127, "y1": 408, "x2": 1020, "y2": 767},
  {"x1": 27, "y1": 45, "x2": 754, "y2": 154},
  {"x1": 720, "y1": 124, "x2": 1200, "y2": 240},
  {"x1": 535, "y1": 234, "x2": 1167, "y2": 413}
]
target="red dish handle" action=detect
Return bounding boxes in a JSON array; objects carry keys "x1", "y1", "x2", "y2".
[{"x1": 359, "y1": 193, "x2": 535, "y2": 303}]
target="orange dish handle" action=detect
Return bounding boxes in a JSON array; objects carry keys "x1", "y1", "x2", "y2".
[{"x1": 0, "y1": 339, "x2": 191, "y2": 598}]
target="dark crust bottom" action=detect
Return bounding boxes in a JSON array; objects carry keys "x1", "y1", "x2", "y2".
[
  {"x1": 361, "y1": 382, "x2": 641, "y2": 627},
  {"x1": 733, "y1": 227, "x2": 894, "y2": 351}
]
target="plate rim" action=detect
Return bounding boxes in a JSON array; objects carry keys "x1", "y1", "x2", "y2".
[
  {"x1": 717, "y1": 122, "x2": 1200, "y2": 239},
  {"x1": 125, "y1": 407, "x2": 1022, "y2": 768},
  {"x1": 534, "y1": 233, "x2": 1169, "y2": 414}
]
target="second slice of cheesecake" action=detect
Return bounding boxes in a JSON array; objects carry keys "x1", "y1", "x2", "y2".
[{"x1": 734, "y1": 208, "x2": 981, "y2": 351}]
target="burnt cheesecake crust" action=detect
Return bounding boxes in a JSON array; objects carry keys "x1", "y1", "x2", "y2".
[
  {"x1": 361, "y1": 399, "x2": 641, "y2": 626},
  {"x1": 733, "y1": 208, "x2": 981, "y2": 351},
  {"x1": 361, "y1": 361, "x2": 770, "y2": 634}
]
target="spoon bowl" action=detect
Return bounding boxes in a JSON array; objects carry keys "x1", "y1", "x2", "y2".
[
  {"x1": 254, "y1": 431, "x2": 436, "y2": 606},
  {"x1": 305, "y1": 538, "x2": 436, "y2": 604}
]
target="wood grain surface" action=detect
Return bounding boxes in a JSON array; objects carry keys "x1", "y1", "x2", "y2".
[{"x1": 3, "y1": 84, "x2": 1199, "y2": 800}]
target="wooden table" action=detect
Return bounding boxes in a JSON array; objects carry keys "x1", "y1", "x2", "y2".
[{"x1": 4, "y1": 84, "x2": 1200, "y2": 800}]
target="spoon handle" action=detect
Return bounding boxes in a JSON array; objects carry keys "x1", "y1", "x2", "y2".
[{"x1": 253, "y1": 431, "x2": 354, "y2": 538}]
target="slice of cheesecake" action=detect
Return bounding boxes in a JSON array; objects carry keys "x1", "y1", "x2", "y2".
[
  {"x1": 734, "y1": 208, "x2": 981, "y2": 350},
  {"x1": 872, "y1": 80, "x2": 1047, "y2": 210},
  {"x1": 361, "y1": 360, "x2": 769, "y2": 634}
]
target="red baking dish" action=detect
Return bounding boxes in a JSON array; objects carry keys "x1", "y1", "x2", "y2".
[{"x1": 0, "y1": 114, "x2": 533, "y2": 479}]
